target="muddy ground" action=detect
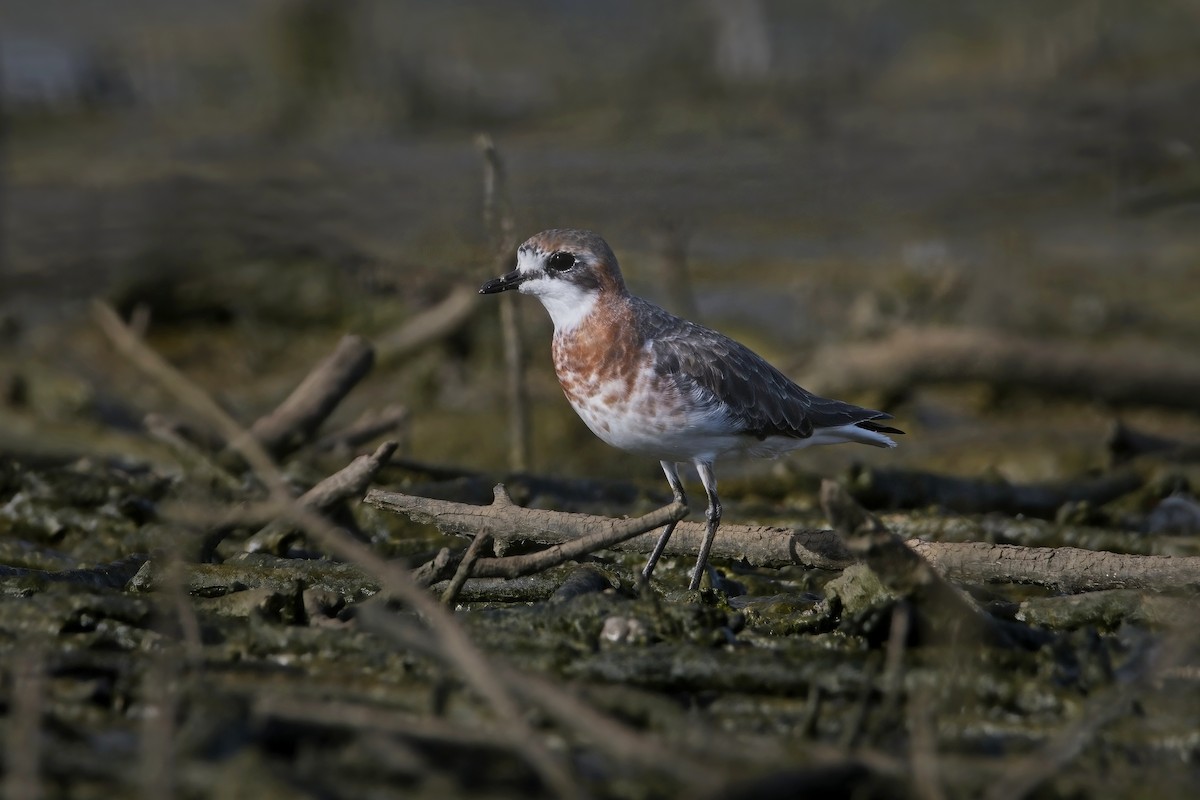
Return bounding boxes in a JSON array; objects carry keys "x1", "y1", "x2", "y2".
[{"x1": 2, "y1": 2, "x2": 1200, "y2": 798}]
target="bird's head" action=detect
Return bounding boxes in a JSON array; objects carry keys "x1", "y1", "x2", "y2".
[{"x1": 479, "y1": 228, "x2": 627, "y2": 331}]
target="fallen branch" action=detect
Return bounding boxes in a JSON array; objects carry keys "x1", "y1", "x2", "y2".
[
  {"x1": 820, "y1": 481, "x2": 1013, "y2": 647},
  {"x1": 910, "y1": 541, "x2": 1200, "y2": 593},
  {"x1": 297, "y1": 440, "x2": 397, "y2": 513},
  {"x1": 243, "y1": 441, "x2": 398, "y2": 554},
  {"x1": 375, "y1": 286, "x2": 479, "y2": 364},
  {"x1": 243, "y1": 334, "x2": 375, "y2": 461},
  {"x1": 367, "y1": 488, "x2": 1200, "y2": 593},
  {"x1": 310, "y1": 403, "x2": 408, "y2": 455},
  {"x1": 849, "y1": 465, "x2": 1142, "y2": 518},
  {"x1": 803, "y1": 325, "x2": 1200, "y2": 412},
  {"x1": 369, "y1": 484, "x2": 687, "y2": 582}
]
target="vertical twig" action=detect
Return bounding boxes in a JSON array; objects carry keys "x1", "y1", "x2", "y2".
[
  {"x1": 140, "y1": 652, "x2": 178, "y2": 800},
  {"x1": 908, "y1": 684, "x2": 946, "y2": 800},
  {"x1": 0, "y1": 45, "x2": 7, "y2": 282},
  {"x1": 649, "y1": 220, "x2": 700, "y2": 320},
  {"x1": 440, "y1": 531, "x2": 493, "y2": 606},
  {"x1": 476, "y1": 133, "x2": 530, "y2": 472},
  {"x1": 5, "y1": 645, "x2": 45, "y2": 800}
]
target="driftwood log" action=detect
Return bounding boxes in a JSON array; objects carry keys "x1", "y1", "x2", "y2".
[
  {"x1": 365, "y1": 486, "x2": 1200, "y2": 593},
  {"x1": 802, "y1": 325, "x2": 1200, "y2": 412}
]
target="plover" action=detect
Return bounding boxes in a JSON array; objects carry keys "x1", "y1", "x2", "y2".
[{"x1": 480, "y1": 228, "x2": 902, "y2": 590}]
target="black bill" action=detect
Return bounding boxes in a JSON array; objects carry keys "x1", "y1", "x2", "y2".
[{"x1": 478, "y1": 270, "x2": 525, "y2": 294}]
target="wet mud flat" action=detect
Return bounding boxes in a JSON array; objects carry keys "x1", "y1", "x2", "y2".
[
  {"x1": 4, "y1": 4, "x2": 1200, "y2": 795},
  {"x1": 2, "y1": 319, "x2": 1199, "y2": 800}
]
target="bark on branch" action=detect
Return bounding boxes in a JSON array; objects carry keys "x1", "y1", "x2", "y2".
[
  {"x1": 909, "y1": 540, "x2": 1200, "y2": 593},
  {"x1": 366, "y1": 488, "x2": 1200, "y2": 593}
]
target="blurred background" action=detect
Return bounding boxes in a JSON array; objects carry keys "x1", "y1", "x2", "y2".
[{"x1": 3, "y1": 0, "x2": 1200, "y2": 483}]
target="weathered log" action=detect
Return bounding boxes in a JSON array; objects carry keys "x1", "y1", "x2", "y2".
[
  {"x1": 802, "y1": 325, "x2": 1200, "y2": 412},
  {"x1": 367, "y1": 488, "x2": 1200, "y2": 593},
  {"x1": 364, "y1": 485, "x2": 852, "y2": 570},
  {"x1": 909, "y1": 540, "x2": 1200, "y2": 593}
]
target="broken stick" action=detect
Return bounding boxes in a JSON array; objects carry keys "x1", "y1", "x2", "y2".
[
  {"x1": 243, "y1": 334, "x2": 375, "y2": 461},
  {"x1": 820, "y1": 480, "x2": 1013, "y2": 647}
]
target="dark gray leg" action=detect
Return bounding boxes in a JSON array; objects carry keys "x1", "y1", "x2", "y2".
[
  {"x1": 688, "y1": 461, "x2": 721, "y2": 591},
  {"x1": 641, "y1": 461, "x2": 687, "y2": 583}
]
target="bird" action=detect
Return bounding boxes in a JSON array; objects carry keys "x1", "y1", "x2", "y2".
[{"x1": 479, "y1": 228, "x2": 902, "y2": 590}]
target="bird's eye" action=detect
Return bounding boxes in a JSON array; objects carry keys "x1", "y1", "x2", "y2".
[{"x1": 547, "y1": 252, "x2": 576, "y2": 272}]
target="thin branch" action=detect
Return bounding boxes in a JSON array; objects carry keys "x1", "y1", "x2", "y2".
[
  {"x1": 245, "y1": 334, "x2": 375, "y2": 460},
  {"x1": 243, "y1": 440, "x2": 397, "y2": 554},
  {"x1": 4, "y1": 645, "x2": 45, "y2": 800},
  {"x1": 310, "y1": 403, "x2": 408, "y2": 455},
  {"x1": 476, "y1": 133, "x2": 529, "y2": 472},
  {"x1": 440, "y1": 531, "x2": 492, "y2": 605},
  {"x1": 375, "y1": 285, "x2": 480, "y2": 364}
]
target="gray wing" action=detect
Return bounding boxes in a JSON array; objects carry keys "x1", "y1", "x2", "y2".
[{"x1": 637, "y1": 298, "x2": 899, "y2": 440}]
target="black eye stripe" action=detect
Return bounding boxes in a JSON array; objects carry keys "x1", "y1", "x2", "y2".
[{"x1": 547, "y1": 251, "x2": 576, "y2": 272}]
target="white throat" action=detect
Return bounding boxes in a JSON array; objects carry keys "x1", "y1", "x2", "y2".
[
  {"x1": 514, "y1": 248, "x2": 599, "y2": 332},
  {"x1": 521, "y1": 280, "x2": 598, "y2": 332}
]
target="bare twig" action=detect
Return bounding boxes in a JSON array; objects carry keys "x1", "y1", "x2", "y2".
[
  {"x1": 297, "y1": 440, "x2": 397, "y2": 512},
  {"x1": 139, "y1": 651, "x2": 178, "y2": 800},
  {"x1": 907, "y1": 683, "x2": 946, "y2": 800},
  {"x1": 4, "y1": 645, "x2": 45, "y2": 800},
  {"x1": 375, "y1": 285, "x2": 479, "y2": 364},
  {"x1": 649, "y1": 220, "x2": 699, "y2": 320},
  {"x1": 476, "y1": 133, "x2": 530, "y2": 472},
  {"x1": 804, "y1": 325, "x2": 1200, "y2": 412},
  {"x1": 243, "y1": 440, "x2": 397, "y2": 554},
  {"x1": 244, "y1": 334, "x2": 375, "y2": 461},
  {"x1": 310, "y1": 403, "x2": 408, "y2": 455},
  {"x1": 365, "y1": 484, "x2": 848, "y2": 568},
  {"x1": 91, "y1": 301, "x2": 582, "y2": 800},
  {"x1": 440, "y1": 531, "x2": 492, "y2": 605}
]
